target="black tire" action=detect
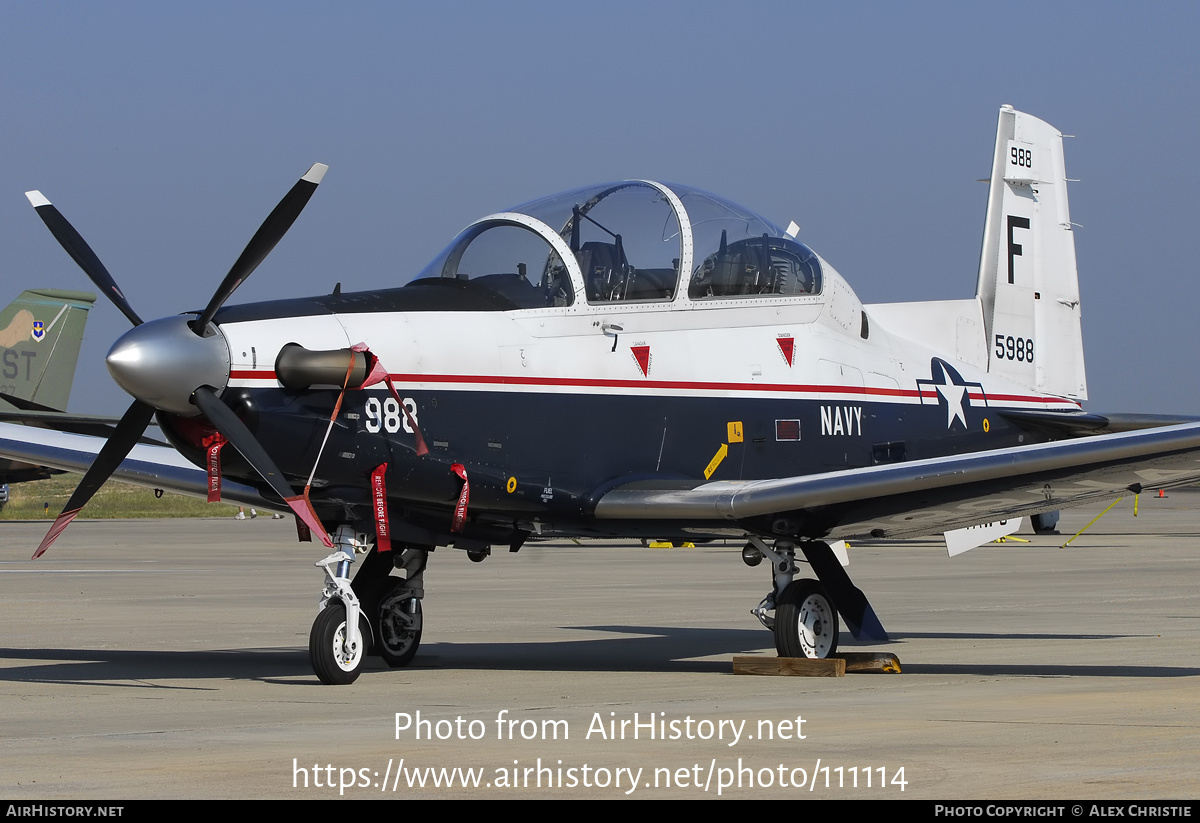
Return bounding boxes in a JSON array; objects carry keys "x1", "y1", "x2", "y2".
[
  {"x1": 376, "y1": 583, "x2": 422, "y2": 668},
  {"x1": 309, "y1": 602, "x2": 370, "y2": 685},
  {"x1": 774, "y1": 579, "x2": 839, "y2": 659}
]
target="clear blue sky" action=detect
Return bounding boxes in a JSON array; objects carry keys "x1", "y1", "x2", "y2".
[{"x1": 2, "y1": 2, "x2": 1197, "y2": 413}]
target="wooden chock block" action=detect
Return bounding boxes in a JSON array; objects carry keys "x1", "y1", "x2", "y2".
[
  {"x1": 838, "y1": 652, "x2": 902, "y2": 673},
  {"x1": 732, "y1": 656, "x2": 845, "y2": 677}
]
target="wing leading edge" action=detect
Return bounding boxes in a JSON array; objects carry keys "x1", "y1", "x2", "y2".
[
  {"x1": 0, "y1": 422, "x2": 276, "y2": 511},
  {"x1": 593, "y1": 423, "x2": 1200, "y2": 540}
]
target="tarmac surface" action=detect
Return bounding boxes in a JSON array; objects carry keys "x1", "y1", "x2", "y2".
[{"x1": 2, "y1": 493, "x2": 1199, "y2": 799}]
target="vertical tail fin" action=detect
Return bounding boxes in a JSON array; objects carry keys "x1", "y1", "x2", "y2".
[
  {"x1": 976, "y1": 106, "x2": 1087, "y2": 401},
  {"x1": 0, "y1": 288, "x2": 96, "y2": 411}
]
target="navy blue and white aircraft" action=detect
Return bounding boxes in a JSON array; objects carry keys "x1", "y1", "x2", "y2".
[{"x1": 9, "y1": 105, "x2": 1200, "y2": 684}]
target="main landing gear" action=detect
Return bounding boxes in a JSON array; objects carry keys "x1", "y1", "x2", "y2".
[
  {"x1": 745, "y1": 536, "x2": 890, "y2": 659},
  {"x1": 746, "y1": 538, "x2": 839, "y2": 658},
  {"x1": 309, "y1": 525, "x2": 429, "y2": 685},
  {"x1": 775, "y1": 579, "x2": 839, "y2": 658},
  {"x1": 375, "y1": 552, "x2": 426, "y2": 668}
]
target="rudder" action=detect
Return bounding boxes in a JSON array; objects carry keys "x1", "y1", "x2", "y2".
[{"x1": 976, "y1": 106, "x2": 1087, "y2": 401}]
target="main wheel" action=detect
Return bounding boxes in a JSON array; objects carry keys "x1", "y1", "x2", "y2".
[
  {"x1": 309, "y1": 602, "x2": 370, "y2": 685},
  {"x1": 376, "y1": 582, "x2": 422, "y2": 668},
  {"x1": 774, "y1": 579, "x2": 839, "y2": 659}
]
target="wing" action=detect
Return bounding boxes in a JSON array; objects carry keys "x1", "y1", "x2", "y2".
[
  {"x1": 594, "y1": 423, "x2": 1200, "y2": 540},
  {"x1": 0, "y1": 409, "x2": 169, "y2": 445},
  {"x1": 0, "y1": 422, "x2": 277, "y2": 511}
]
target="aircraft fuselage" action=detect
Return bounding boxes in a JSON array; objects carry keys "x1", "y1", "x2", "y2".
[{"x1": 159, "y1": 271, "x2": 1078, "y2": 548}]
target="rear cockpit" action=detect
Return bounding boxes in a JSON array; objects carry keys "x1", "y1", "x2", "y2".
[
  {"x1": 406, "y1": 181, "x2": 827, "y2": 310},
  {"x1": 689, "y1": 234, "x2": 822, "y2": 299}
]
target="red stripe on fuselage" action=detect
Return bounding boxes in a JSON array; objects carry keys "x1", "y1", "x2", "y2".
[{"x1": 227, "y1": 369, "x2": 1080, "y2": 408}]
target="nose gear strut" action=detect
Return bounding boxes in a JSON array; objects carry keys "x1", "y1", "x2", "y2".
[{"x1": 310, "y1": 525, "x2": 370, "y2": 685}]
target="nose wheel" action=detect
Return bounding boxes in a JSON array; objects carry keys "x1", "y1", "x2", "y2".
[
  {"x1": 774, "y1": 579, "x2": 839, "y2": 659},
  {"x1": 309, "y1": 603, "x2": 371, "y2": 685}
]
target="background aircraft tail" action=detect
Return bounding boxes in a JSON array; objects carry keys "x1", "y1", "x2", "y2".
[
  {"x1": 0, "y1": 288, "x2": 96, "y2": 411},
  {"x1": 975, "y1": 105, "x2": 1087, "y2": 401}
]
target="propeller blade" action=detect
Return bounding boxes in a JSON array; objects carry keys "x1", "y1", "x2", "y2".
[
  {"x1": 191, "y1": 386, "x2": 333, "y2": 547},
  {"x1": 24, "y1": 191, "x2": 144, "y2": 327},
  {"x1": 193, "y1": 163, "x2": 328, "y2": 333},
  {"x1": 33, "y1": 400, "x2": 156, "y2": 559}
]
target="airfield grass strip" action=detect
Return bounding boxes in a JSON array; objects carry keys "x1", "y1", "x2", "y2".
[{"x1": 0, "y1": 472, "x2": 242, "y2": 519}]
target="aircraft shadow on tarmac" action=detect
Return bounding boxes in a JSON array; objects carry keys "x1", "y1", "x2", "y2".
[
  {"x1": 0, "y1": 627, "x2": 764, "y2": 685},
  {"x1": 0, "y1": 647, "x2": 296, "y2": 689},
  {"x1": 3, "y1": 624, "x2": 1200, "y2": 684},
  {"x1": 899, "y1": 663, "x2": 1200, "y2": 677},
  {"x1": 886, "y1": 631, "x2": 1160, "y2": 641}
]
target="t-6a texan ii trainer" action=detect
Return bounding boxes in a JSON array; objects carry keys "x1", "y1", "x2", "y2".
[{"x1": 10, "y1": 105, "x2": 1200, "y2": 684}]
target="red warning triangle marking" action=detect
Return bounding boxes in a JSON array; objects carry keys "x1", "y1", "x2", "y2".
[
  {"x1": 631, "y1": 345, "x2": 651, "y2": 376},
  {"x1": 776, "y1": 336, "x2": 794, "y2": 367}
]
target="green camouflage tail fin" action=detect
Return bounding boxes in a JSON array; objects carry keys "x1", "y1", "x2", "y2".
[{"x1": 0, "y1": 289, "x2": 96, "y2": 411}]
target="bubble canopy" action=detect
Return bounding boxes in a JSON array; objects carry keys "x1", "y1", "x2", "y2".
[{"x1": 410, "y1": 181, "x2": 822, "y2": 308}]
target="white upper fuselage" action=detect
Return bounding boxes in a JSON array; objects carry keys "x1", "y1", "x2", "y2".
[{"x1": 218, "y1": 180, "x2": 1079, "y2": 419}]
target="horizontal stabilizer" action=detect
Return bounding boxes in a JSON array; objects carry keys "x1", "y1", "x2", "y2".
[{"x1": 1001, "y1": 409, "x2": 1200, "y2": 436}]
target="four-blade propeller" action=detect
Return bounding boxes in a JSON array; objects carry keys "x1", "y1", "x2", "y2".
[{"x1": 26, "y1": 164, "x2": 334, "y2": 558}]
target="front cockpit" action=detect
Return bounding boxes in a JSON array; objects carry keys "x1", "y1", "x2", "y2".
[{"x1": 407, "y1": 181, "x2": 825, "y2": 310}]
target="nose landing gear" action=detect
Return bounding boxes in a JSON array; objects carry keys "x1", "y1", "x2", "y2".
[
  {"x1": 308, "y1": 526, "x2": 431, "y2": 684},
  {"x1": 309, "y1": 526, "x2": 371, "y2": 685},
  {"x1": 310, "y1": 601, "x2": 371, "y2": 685}
]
